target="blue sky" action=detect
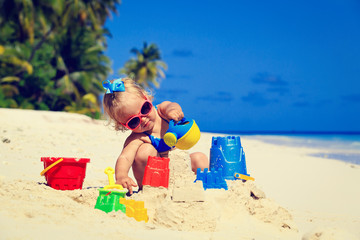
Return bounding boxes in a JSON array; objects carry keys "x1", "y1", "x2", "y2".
[{"x1": 105, "y1": 0, "x2": 360, "y2": 133}]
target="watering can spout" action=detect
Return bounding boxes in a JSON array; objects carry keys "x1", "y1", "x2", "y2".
[{"x1": 163, "y1": 132, "x2": 178, "y2": 147}]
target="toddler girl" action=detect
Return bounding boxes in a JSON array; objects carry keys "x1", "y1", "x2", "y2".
[{"x1": 103, "y1": 77, "x2": 209, "y2": 194}]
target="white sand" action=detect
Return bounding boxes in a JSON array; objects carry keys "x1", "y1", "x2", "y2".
[{"x1": 0, "y1": 108, "x2": 359, "y2": 240}]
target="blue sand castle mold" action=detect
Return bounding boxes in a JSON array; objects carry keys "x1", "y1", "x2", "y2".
[
  {"x1": 195, "y1": 168, "x2": 228, "y2": 190},
  {"x1": 210, "y1": 136, "x2": 250, "y2": 180}
]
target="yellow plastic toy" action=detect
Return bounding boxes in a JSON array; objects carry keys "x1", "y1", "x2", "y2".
[
  {"x1": 234, "y1": 173, "x2": 255, "y2": 181},
  {"x1": 103, "y1": 167, "x2": 124, "y2": 190},
  {"x1": 163, "y1": 117, "x2": 201, "y2": 150},
  {"x1": 40, "y1": 158, "x2": 63, "y2": 176},
  {"x1": 120, "y1": 198, "x2": 148, "y2": 222}
]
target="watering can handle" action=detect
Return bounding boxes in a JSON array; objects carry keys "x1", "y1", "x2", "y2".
[
  {"x1": 40, "y1": 158, "x2": 64, "y2": 176},
  {"x1": 169, "y1": 117, "x2": 187, "y2": 126}
]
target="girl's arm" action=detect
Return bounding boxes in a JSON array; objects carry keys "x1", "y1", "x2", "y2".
[
  {"x1": 157, "y1": 101, "x2": 184, "y2": 121},
  {"x1": 115, "y1": 134, "x2": 143, "y2": 194}
]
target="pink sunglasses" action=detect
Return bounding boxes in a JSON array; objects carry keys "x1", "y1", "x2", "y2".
[{"x1": 120, "y1": 98, "x2": 153, "y2": 130}]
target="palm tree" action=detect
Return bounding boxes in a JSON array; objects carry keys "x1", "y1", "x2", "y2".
[
  {"x1": 0, "y1": 0, "x2": 120, "y2": 118},
  {"x1": 120, "y1": 42, "x2": 168, "y2": 89}
]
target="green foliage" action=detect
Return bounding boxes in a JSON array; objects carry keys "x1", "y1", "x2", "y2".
[
  {"x1": 120, "y1": 42, "x2": 168, "y2": 89},
  {"x1": 0, "y1": 0, "x2": 120, "y2": 118}
]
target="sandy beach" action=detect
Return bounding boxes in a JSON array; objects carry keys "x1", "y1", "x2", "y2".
[{"x1": 0, "y1": 108, "x2": 359, "y2": 240}]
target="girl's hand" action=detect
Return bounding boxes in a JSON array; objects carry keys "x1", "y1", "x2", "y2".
[
  {"x1": 167, "y1": 109, "x2": 184, "y2": 122},
  {"x1": 158, "y1": 101, "x2": 184, "y2": 122},
  {"x1": 116, "y1": 176, "x2": 137, "y2": 195}
]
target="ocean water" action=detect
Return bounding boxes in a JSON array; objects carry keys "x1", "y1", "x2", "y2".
[{"x1": 241, "y1": 134, "x2": 360, "y2": 165}]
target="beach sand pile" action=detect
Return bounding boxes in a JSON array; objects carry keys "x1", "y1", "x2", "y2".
[
  {"x1": 0, "y1": 109, "x2": 359, "y2": 240},
  {"x1": 131, "y1": 150, "x2": 296, "y2": 236}
]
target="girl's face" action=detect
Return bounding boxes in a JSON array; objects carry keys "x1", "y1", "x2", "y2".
[{"x1": 117, "y1": 92, "x2": 156, "y2": 133}]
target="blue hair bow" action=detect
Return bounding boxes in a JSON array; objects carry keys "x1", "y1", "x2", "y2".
[{"x1": 102, "y1": 78, "x2": 125, "y2": 94}]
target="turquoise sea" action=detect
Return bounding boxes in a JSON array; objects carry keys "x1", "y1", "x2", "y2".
[{"x1": 237, "y1": 133, "x2": 360, "y2": 165}]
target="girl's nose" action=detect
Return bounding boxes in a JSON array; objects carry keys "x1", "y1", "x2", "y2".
[{"x1": 141, "y1": 116, "x2": 148, "y2": 125}]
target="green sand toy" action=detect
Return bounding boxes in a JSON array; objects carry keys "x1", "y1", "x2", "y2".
[{"x1": 94, "y1": 167, "x2": 127, "y2": 213}]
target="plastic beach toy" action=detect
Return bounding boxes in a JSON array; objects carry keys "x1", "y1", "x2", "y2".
[
  {"x1": 163, "y1": 117, "x2": 201, "y2": 150},
  {"x1": 142, "y1": 156, "x2": 170, "y2": 188},
  {"x1": 40, "y1": 157, "x2": 90, "y2": 190},
  {"x1": 195, "y1": 168, "x2": 228, "y2": 190},
  {"x1": 103, "y1": 167, "x2": 124, "y2": 190},
  {"x1": 94, "y1": 167, "x2": 127, "y2": 213},
  {"x1": 40, "y1": 158, "x2": 63, "y2": 176},
  {"x1": 210, "y1": 136, "x2": 253, "y2": 180},
  {"x1": 95, "y1": 189, "x2": 126, "y2": 213},
  {"x1": 120, "y1": 198, "x2": 149, "y2": 222},
  {"x1": 94, "y1": 167, "x2": 148, "y2": 221},
  {"x1": 234, "y1": 173, "x2": 255, "y2": 181}
]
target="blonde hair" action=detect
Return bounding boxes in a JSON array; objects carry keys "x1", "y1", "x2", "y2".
[{"x1": 103, "y1": 77, "x2": 153, "y2": 131}]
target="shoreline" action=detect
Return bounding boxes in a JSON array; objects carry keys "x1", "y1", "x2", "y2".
[{"x1": 205, "y1": 130, "x2": 360, "y2": 135}]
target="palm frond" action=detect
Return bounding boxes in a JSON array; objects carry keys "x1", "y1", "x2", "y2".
[{"x1": 120, "y1": 42, "x2": 167, "y2": 89}]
